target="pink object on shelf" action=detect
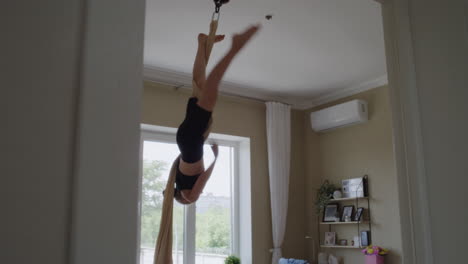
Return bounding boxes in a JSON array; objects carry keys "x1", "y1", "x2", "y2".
[{"x1": 365, "y1": 255, "x2": 385, "y2": 264}]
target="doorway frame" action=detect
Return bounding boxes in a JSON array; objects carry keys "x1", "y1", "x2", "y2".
[
  {"x1": 380, "y1": 1, "x2": 433, "y2": 264},
  {"x1": 69, "y1": 1, "x2": 432, "y2": 264}
]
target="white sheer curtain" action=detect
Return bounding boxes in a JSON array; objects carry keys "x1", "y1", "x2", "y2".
[{"x1": 266, "y1": 102, "x2": 291, "y2": 264}]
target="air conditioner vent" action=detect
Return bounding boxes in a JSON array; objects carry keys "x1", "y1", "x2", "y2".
[{"x1": 310, "y1": 100, "x2": 368, "y2": 132}]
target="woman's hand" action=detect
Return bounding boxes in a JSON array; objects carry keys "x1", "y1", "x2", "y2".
[{"x1": 211, "y1": 144, "x2": 219, "y2": 157}]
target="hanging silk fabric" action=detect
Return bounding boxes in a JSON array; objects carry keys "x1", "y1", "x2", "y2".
[{"x1": 153, "y1": 2, "x2": 225, "y2": 263}]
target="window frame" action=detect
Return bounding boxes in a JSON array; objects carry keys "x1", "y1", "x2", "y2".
[{"x1": 138, "y1": 124, "x2": 252, "y2": 264}]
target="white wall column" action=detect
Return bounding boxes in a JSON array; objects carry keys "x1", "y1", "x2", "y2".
[
  {"x1": 69, "y1": 0, "x2": 146, "y2": 264},
  {"x1": 382, "y1": 0, "x2": 468, "y2": 263}
]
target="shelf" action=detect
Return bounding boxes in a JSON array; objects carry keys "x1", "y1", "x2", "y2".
[
  {"x1": 320, "y1": 245, "x2": 365, "y2": 249},
  {"x1": 317, "y1": 183, "x2": 372, "y2": 249},
  {"x1": 329, "y1": 197, "x2": 368, "y2": 202},
  {"x1": 320, "y1": 221, "x2": 369, "y2": 225}
]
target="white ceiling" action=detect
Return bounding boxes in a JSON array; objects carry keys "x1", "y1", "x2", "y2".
[{"x1": 144, "y1": 0, "x2": 387, "y2": 108}]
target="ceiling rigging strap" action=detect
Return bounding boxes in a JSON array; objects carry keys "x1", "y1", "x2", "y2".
[{"x1": 206, "y1": 0, "x2": 228, "y2": 62}]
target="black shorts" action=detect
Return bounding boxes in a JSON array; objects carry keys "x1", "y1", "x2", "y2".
[{"x1": 176, "y1": 97, "x2": 212, "y2": 163}]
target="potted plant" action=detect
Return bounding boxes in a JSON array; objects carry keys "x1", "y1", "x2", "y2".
[
  {"x1": 315, "y1": 180, "x2": 338, "y2": 214},
  {"x1": 225, "y1": 255, "x2": 240, "y2": 264},
  {"x1": 362, "y1": 246, "x2": 389, "y2": 264}
]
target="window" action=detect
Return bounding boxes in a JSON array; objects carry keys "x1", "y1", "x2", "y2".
[{"x1": 138, "y1": 125, "x2": 251, "y2": 264}]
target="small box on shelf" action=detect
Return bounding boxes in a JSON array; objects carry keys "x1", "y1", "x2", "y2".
[{"x1": 342, "y1": 176, "x2": 368, "y2": 198}]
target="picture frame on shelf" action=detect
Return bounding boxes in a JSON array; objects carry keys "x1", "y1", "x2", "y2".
[
  {"x1": 324, "y1": 232, "x2": 336, "y2": 246},
  {"x1": 323, "y1": 204, "x2": 339, "y2": 222},
  {"x1": 341, "y1": 205, "x2": 355, "y2": 222},
  {"x1": 354, "y1": 207, "x2": 364, "y2": 222},
  {"x1": 360, "y1": 231, "x2": 371, "y2": 246}
]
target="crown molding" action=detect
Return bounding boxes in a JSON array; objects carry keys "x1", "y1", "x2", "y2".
[
  {"x1": 144, "y1": 66, "x2": 192, "y2": 88},
  {"x1": 143, "y1": 65, "x2": 294, "y2": 105},
  {"x1": 143, "y1": 66, "x2": 388, "y2": 110},
  {"x1": 295, "y1": 74, "x2": 389, "y2": 109}
]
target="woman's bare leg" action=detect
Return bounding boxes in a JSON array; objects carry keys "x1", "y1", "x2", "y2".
[
  {"x1": 192, "y1": 34, "x2": 225, "y2": 98},
  {"x1": 197, "y1": 25, "x2": 260, "y2": 111},
  {"x1": 179, "y1": 33, "x2": 226, "y2": 176}
]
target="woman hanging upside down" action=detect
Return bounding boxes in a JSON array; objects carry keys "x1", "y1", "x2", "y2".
[{"x1": 174, "y1": 24, "x2": 260, "y2": 204}]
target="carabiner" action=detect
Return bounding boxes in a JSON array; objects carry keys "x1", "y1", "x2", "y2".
[{"x1": 213, "y1": 0, "x2": 229, "y2": 13}]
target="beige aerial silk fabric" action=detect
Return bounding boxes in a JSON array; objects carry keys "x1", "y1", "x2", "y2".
[
  {"x1": 153, "y1": 18, "x2": 219, "y2": 264},
  {"x1": 205, "y1": 18, "x2": 218, "y2": 63},
  {"x1": 153, "y1": 155, "x2": 178, "y2": 264}
]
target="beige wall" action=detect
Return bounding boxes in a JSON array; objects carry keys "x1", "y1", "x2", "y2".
[
  {"x1": 304, "y1": 86, "x2": 403, "y2": 263},
  {"x1": 142, "y1": 82, "x2": 306, "y2": 263}
]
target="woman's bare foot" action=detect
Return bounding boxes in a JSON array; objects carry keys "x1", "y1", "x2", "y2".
[
  {"x1": 231, "y1": 24, "x2": 261, "y2": 52},
  {"x1": 198, "y1": 33, "x2": 225, "y2": 44}
]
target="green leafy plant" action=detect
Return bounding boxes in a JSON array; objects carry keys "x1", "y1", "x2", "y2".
[
  {"x1": 315, "y1": 180, "x2": 338, "y2": 214},
  {"x1": 224, "y1": 255, "x2": 240, "y2": 264}
]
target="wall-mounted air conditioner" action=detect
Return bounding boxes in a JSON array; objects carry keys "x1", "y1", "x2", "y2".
[{"x1": 310, "y1": 99, "x2": 368, "y2": 132}]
